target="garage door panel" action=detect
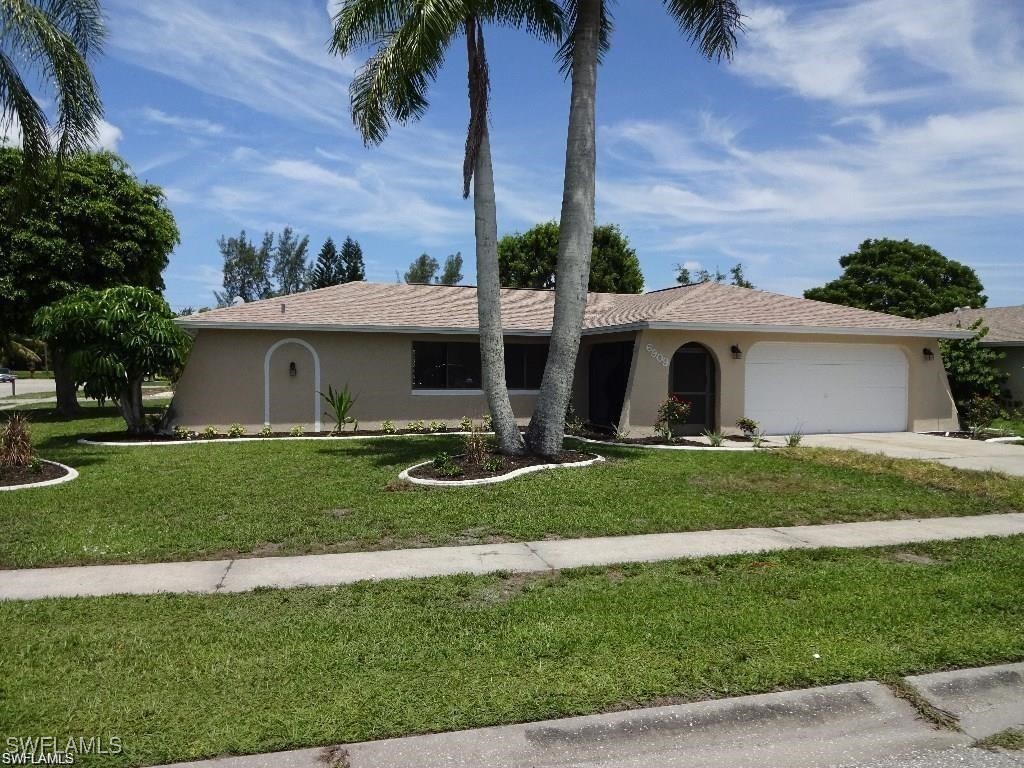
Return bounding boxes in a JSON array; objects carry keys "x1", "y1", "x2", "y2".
[{"x1": 744, "y1": 342, "x2": 908, "y2": 434}]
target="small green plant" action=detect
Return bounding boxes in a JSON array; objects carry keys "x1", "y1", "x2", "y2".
[
  {"x1": 145, "y1": 408, "x2": 167, "y2": 434},
  {"x1": 613, "y1": 421, "x2": 631, "y2": 441},
  {"x1": 702, "y1": 429, "x2": 724, "y2": 447},
  {"x1": 227, "y1": 423, "x2": 246, "y2": 438},
  {"x1": 381, "y1": 420, "x2": 397, "y2": 434},
  {"x1": 201, "y1": 426, "x2": 218, "y2": 439},
  {"x1": 736, "y1": 417, "x2": 759, "y2": 438},
  {"x1": 289, "y1": 425, "x2": 304, "y2": 437},
  {"x1": 481, "y1": 414, "x2": 493, "y2": 432},
  {"x1": 407, "y1": 420, "x2": 426, "y2": 433},
  {"x1": 654, "y1": 395, "x2": 691, "y2": 441},
  {"x1": 482, "y1": 455, "x2": 506, "y2": 473},
  {"x1": 565, "y1": 402, "x2": 586, "y2": 436},
  {"x1": 320, "y1": 384, "x2": 358, "y2": 434},
  {"x1": 751, "y1": 430, "x2": 768, "y2": 448},
  {"x1": 432, "y1": 451, "x2": 463, "y2": 478},
  {"x1": 458, "y1": 416, "x2": 473, "y2": 432},
  {"x1": 0, "y1": 413, "x2": 34, "y2": 467},
  {"x1": 258, "y1": 424, "x2": 273, "y2": 438},
  {"x1": 428, "y1": 420, "x2": 446, "y2": 433},
  {"x1": 172, "y1": 425, "x2": 195, "y2": 440},
  {"x1": 29, "y1": 457, "x2": 43, "y2": 474},
  {"x1": 785, "y1": 431, "x2": 803, "y2": 447}
]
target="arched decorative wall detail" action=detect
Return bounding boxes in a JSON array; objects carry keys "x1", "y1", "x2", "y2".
[{"x1": 264, "y1": 337, "x2": 321, "y2": 431}]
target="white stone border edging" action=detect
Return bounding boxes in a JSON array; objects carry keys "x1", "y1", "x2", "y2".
[
  {"x1": 986, "y1": 436, "x2": 1023, "y2": 444},
  {"x1": 78, "y1": 432, "x2": 480, "y2": 447},
  {"x1": 570, "y1": 435, "x2": 761, "y2": 451},
  {"x1": 399, "y1": 454, "x2": 605, "y2": 487},
  {"x1": 0, "y1": 459, "x2": 78, "y2": 491}
]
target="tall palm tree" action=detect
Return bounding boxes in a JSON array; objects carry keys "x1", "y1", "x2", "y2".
[
  {"x1": 331, "y1": 0, "x2": 563, "y2": 455},
  {"x1": 0, "y1": 0, "x2": 105, "y2": 181},
  {"x1": 524, "y1": 0, "x2": 743, "y2": 455}
]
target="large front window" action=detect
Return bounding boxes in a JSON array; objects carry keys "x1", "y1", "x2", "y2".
[{"x1": 412, "y1": 341, "x2": 547, "y2": 390}]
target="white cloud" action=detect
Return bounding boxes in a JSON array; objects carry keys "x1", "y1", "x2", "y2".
[
  {"x1": 1, "y1": 116, "x2": 121, "y2": 152},
  {"x1": 106, "y1": 0, "x2": 357, "y2": 127},
  {"x1": 142, "y1": 108, "x2": 226, "y2": 136}
]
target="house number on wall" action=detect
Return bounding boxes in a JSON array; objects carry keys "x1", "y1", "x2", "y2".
[{"x1": 646, "y1": 343, "x2": 670, "y2": 368}]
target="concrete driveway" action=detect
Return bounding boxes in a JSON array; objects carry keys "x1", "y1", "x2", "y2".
[
  {"x1": 797, "y1": 432, "x2": 1024, "y2": 477},
  {"x1": 0, "y1": 377, "x2": 55, "y2": 398}
]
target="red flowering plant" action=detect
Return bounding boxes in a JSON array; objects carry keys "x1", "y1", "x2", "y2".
[{"x1": 654, "y1": 395, "x2": 692, "y2": 441}]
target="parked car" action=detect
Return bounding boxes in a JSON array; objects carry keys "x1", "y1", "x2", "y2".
[{"x1": 0, "y1": 368, "x2": 16, "y2": 383}]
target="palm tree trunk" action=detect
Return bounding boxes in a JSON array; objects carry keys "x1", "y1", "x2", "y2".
[
  {"x1": 525, "y1": 0, "x2": 601, "y2": 456},
  {"x1": 474, "y1": 125, "x2": 526, "y2": 454},
  {"x1": 51, "y1": 347, "x2": 80, "y2": 415}
]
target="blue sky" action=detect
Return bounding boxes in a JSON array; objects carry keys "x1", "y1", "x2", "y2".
[{"x1": 84, "y1": 0, "x2": 1024, "y2": 310}]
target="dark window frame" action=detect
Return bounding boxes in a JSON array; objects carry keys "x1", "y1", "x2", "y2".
[{"x1": 412, "y1": 341, "x2": 548, "y2": 391}]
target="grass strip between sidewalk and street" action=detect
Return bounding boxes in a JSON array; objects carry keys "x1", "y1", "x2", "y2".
[{"x1": 2, "y1": 535, "x2": 1022, "y2": 767}]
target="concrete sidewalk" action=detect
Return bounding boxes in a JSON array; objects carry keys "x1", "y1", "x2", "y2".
[
  {"x1": 161, "y1": 663, "x2": 1024, "y2": 768},
  {"x1": 2, "y1": 512, "x2": 1023, "y2": 601}
]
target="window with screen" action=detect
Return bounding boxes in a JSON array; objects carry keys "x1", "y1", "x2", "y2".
[{"x1": 413, "y1": 342, "x2": 547, "y2": 390}]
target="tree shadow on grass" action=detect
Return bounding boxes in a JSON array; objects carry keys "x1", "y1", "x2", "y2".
[{"x1": 314, "y1": 436, "x2": 459, "y2": 469}]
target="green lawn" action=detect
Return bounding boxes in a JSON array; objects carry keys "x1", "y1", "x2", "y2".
[
  {"x1": 994, "y1": 416, "x2": 1024, "y2": 436},
  {"x1": 2, "y1": 536, "x2": 1022, "y2": 767},
  {"x1": 2, "y1": 404, "x2": 1023, "y2": 568}
]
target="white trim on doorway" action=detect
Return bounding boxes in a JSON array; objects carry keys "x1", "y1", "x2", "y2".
[{"x1": 264, "y1": 338, "x2": 321, "y2": 431}]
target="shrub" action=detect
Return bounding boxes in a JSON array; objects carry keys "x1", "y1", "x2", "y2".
[
  {"x1": 613, "y1": 422, "x2": 631, "y2": 441},
  {"x1": 654, "y1": 395, "x2": 692, "y2": 441},
  {"x1": 481, "y1": 414, "x2": 493, "y2": 432},
  {"x1": 145, "y1": 408, "x2": 167, "y2": 434},
  {"x1": 289, "y1": 425, "x2": 304, "y2": 437},
  {"x1": 258, "y1": 425, "x2": 273, "y2": 438},
  {"x1": 565, "y1": 402, "x2": 586, "y2": 436},
  {"x1": 381, "y1": 420, "x2": 397, "y2": 434},
  {"x1": 751, "y1": 431, "x2": 768, "y2": 448},
  {"x1": 785, "y1": 432, "x2": 803, "y2": 447},
  {"x1": 1, "y1": 413, "x2": 34, "y2": 467},
  {"x1": 201, "y1": 426, "x2": 218, "y2": 439},
  {"x1": 702, "y1": 429, "x2": 724, "y2": 447},
  {"x1": 961, "y1": 395, "x2": 1002, "y2": 438},
  {"x1": 458, "y1": 416, "x2": 473, "y2": 432},
  {"x1": 736, "y1": 417, "x2": 759, "y2": 437},
  {"x1": 428, "y1": 420, "x2": 446, "y2": 433},
  {"x1": 320, "y1": 384, "x2": 358, "y2": 433},
  {"x1": 227, "y1": 423, "x2": 246, "y2": 438},
  {"x1": 482, "y1": 455, "x2": 506, "y2": 473},
  {"x1": 432, "y1": 451, "x2": 463, "y2": 477},
  {"x1": 407, "y1": 420, "x2": 426, "y2": 433},
  {"x1": 462, "y1": 427, "x2": 492, "y2": 466},
  {"x1": 172, "y1": 425, "x2": 195, "y2": 440}
]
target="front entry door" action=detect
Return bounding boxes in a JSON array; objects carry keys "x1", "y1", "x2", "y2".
[
  {"x1": 670, "y1": 343, "x2": 716, "y2": 435},
  {"x1": 588, "y1": 341, "x2": 634, "y2": 431}
]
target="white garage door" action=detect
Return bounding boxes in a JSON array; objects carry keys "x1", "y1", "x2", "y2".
[{"x1": 744, "y1": 342, "x2": 908, "y2": 434}]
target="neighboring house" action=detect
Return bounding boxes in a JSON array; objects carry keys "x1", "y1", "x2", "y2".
[
  {"x1": 172, "y1": 281, "x2": 970, "y2": 435},
  {"x1": 927, "y1": 306, "x2": 1024, "y2": 405}
]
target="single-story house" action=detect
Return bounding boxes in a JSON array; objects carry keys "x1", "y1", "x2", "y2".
[
  {"x1": 172, "y1": 281, "x2": 971, "y2": 435},
  {"x1": 927, "y1": 305, "x2": 1024, "y2": 405}
]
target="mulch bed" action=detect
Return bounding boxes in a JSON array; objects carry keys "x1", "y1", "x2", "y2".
[
  {"x1": 923, "y1": 431, "x2": 990, "y2": 441},
  {"x1": 407, "y1": 449, "x2": 595, "y2": 482},
  {"x1": 84, "y1": 428, "x2": 459, "y2": 442},
  {"x1": 0, "y1": 461, "x2": 67, "y2": 487},
  {"x1": 577, "y1": 432, "x2": 756, "y2": 447}
]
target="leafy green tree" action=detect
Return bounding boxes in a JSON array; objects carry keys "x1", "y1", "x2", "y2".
[
  {"x1": 404, "y1": 253, "x2": 440, "y2": 284},
  {"x1": 526, "y1": 0, "x2": 742, "y2": 455},
  {"x1": 272, "y1": 226, "x2": 310, "y2": 296},
  {"x1": 0, "y1": 148, "x2": 178, "y2": 413},
  {"x1": 310, "y1": 237, "x2": 342, "y2": 289},
  {"x1": 34, "y1": 286, "x2": 191, "y2": 434},
  {"x1": 674, "y1": 263, "x2": 752, "y2": 287},
  {"x1": 440, "y1": 252, "x2": 464, "y2": 285},
  {"x1": 804, "y1": 239, "x2": 986, "y2": 319},
  {"x1": 499, "y1": 221, "x2": 643, "y2": 293},
  {"x1": 0, "y1": 0, "x2": 104, "y2": 187},
  {"x1": 339, "y1": 236, "x2": 365, "y2": 282},
  {"x1": 215, "y1": 230, "x2": 274, "y2": 306},
  {"x1": 939, "y1": 320, "x2": 1008, "y2": 417}
]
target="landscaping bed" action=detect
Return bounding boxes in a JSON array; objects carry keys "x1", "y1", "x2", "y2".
[
  {"x1": 84, "y1": 427, "x2": 475, "y2": 442},
  {"x1": 3, "y1": 536, "x2": 1022, "y2": 768},
  {"x1": 0, "y1": 460, "x2": 68, "y2": 488},
  {"x1": 406, "y1": 449, "x2": 596, "y2": 482},
  {"x1": 578, "y1": 432, "x2": 765, "y2": 448}
]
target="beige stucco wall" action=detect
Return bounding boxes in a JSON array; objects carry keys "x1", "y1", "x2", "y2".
[
  {"x1": 619, "y1": 330, "x2": 959, "y2": 435},
  {"x1": 170, "y1": 329, "x2": 547, "y2": 431},
  {"x1": 997, "y1": 346, "x2": 1024, "y2": 406}
]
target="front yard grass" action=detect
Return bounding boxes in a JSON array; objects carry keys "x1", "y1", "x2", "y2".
[
  {"x1": 1, "y1": 404, "x2": 1023, "y2": 568},
  {"x1": 2, "y1": 536, "x2": 1022, "y2": 767}
]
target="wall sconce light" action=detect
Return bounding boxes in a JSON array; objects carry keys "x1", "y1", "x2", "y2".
[
  {"x1": 289, "y1": 361, "x2": 297, "y2": 377},
  {"x1": 922, "y1": 348, "x2": 934, "y2": 361},
  {"x1": 731, "y1": 345, "x2": 743, "y2": 360}
]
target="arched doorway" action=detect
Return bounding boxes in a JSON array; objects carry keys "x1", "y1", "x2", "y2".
[
  {"x1": 669, "y1": 342, "x2": 717, "y2": 435},
  {"x1": 264, "y1": 338, "x2": 321, "y2": 430}
]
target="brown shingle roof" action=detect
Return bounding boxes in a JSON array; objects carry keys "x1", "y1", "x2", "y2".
[
  {"x1": 926, "y1": 306, "x2": 1024, "y2": 344},
  {"x1": 178, "y1": 281, "x2": 970, "y2": 338}
]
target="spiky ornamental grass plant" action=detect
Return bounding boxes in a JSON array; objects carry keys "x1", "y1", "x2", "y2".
[{"x1": 0, "y1": 412, "x2": 33, "y2": 467}]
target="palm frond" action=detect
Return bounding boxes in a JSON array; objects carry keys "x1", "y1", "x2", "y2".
[
  {"x1": 663, "y1": 0, "x2": 744, "y2": 61},
  {"x1": 462, "y1": 14, "x2": 488, "y2": 198}
]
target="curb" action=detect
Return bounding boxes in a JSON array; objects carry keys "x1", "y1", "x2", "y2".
[
  {"x1": 0, "y1": 459, "x2": 78, "y2": 491},
  {"x1": 399, "y1": 454, "x2": 606, "y2": 487}
]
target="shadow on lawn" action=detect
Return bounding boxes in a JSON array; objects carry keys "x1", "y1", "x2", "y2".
[{"x1": 314, "y1": 435, "x2": 461, "y2": 469}]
